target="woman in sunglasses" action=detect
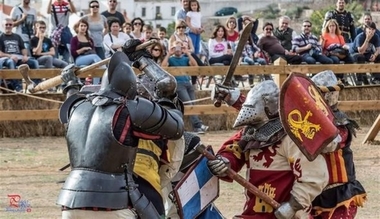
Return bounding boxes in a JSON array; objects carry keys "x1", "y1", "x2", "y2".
[
  {"x1": 130, "y1": 17, "x2": 145, "y2": 40},
  {"x1": 81, "y1": 0, "x2": 108, "y2": 60},
  {"x1": 225, "y1": 17, "x2": 239, "y2": 42},
  {"x1": 149, "y1": 42, "x2": 165, "y2": 66}
]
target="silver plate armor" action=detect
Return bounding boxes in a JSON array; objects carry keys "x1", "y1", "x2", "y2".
[{"x1": 311, "y1": 70, "x2": 340, "y2": 107}]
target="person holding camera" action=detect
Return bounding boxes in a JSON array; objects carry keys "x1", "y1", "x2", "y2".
[
  {"x1": 161, "y1": 41, "x2": 209, "y2": 134},
  {"x1": 292, "y1": 20, "x2": 333, "y2": 64}
]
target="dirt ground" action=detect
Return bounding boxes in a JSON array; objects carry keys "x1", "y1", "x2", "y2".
[{"x1": 0, "y1": 128, "x2": 379, "y2": 219}]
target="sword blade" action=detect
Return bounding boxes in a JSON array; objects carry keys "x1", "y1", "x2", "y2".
[{"x1": 222, "y1": 21, "x2": 254, "y2": 86}]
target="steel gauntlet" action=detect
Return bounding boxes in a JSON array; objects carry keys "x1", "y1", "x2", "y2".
[{"x1": 274, "y1": 195, "x2": 303, "y2": 219}]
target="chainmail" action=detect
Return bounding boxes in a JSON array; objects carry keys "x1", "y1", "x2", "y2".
[
  {"x1": 242, "y1": 118, "x2": 284, "y2": 143},
  {"x1": 333, "y1": 110, "x2": 360, "y2": 137}
]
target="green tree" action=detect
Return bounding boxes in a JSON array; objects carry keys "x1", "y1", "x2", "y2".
[
  {"x1": 166, "y1": 21, "x2": 175, "y2": 37},
  {"x1": 310, "y1": 2, "x2": 364, "y2": 37},
  {"x1": 262, "y1": 4, "x2": 281, "y2": 19}
]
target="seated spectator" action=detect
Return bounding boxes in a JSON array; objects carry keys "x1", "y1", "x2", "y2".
[
  {"x1": 239, "y1": 37, "x2": 269, "y2": 85},
  {"x1": 237, "y1": 15, "x2": 259, "y2": 44},
  {"x1": 149, "y1": 42, "x2": 165, "y2": 66},
  {"x1": 31, "y1": 20, "x2": 68, "y2": 68},
  {"x1": 225, "y1": 17, "x2": 239, "y2": 42},
  {"x1": 130, "y1": 17, "x2": 144, "y2": 40},
  {"x1": 356, "y1": 13, "x2": 380, "y2": 38},
  {"x1": 161, "y1": 41, "x2": 209, "y2": 134},
  {"x1": 292, "y1": 20, "x2": 333, "y2": 64},
  {"x1": 0, "y1": 18, "x2": 39, "y2": 92},
  {"x1": 273, "y1": 16, "x2": 297, "y2": 51},
  {"x1": 70, "y1": 19, "x2": 103, "y2": 84},
  {"x1": 351, "y1": 22, "x2": 380, "y2": 85},
  {"x1": 258, "y1": 22, "x2": 302, "y2": 65},
  {"x1": 122, "y1": 22, "x2": 133, "y2": 36},
  {"x1": 169, "y1": 19, "x2": 204, "y2": 86},
  {"x1": 320, "y1": 19, "x2": 353, "y2": 83},
  {"x1": 142, "y1": 24, "x2": 153, "y2": 42},
  {"x1": 208, "y1": 25, "x2": 233, "y2": 65},
  {"x1": 103, "y1": 19, "x2": 130, "y2": 58},
  {"x1": 81, "y1": 0, "x2": 108, "y2": 60}
]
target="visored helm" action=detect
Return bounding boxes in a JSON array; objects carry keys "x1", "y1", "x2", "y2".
[
  {"x1": 98, "y1": 51, "x2": 137, "y2": 99},
  {"x1": 234, "y1": 80, "x2": 280, "y2": 128},
  {"x1": 311, "y1": 70, "x2": 343, "y2": 109}
]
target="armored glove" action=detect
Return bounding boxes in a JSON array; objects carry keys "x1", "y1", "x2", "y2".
[
  {"x1": 211, "y1": 83, "x2": 240, "y2": 106},
  {"x1": 61, "y1": 64, "x2": 80, "y2": 84},
  {"x1": 207, "y1": 155, "x2": 230, "y2": 177},
  {"x1": 274, "y1": 196, "x2": 303, "y2": 219},
  {"x1": 122, "y1": 39, "x2": 152, "y2": 62}
]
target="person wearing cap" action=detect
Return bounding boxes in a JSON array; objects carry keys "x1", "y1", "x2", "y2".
[{"x1": 351, "y1": 22, "x2": 380, "y2": 85}]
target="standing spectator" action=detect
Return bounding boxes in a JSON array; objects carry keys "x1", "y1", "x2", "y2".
[
  {"x1": 208, "y1": 25, "x2": 233, "y2": 65},
  {"x1": 351, "y1": 22, "x2": 380, "y2": 85},
  {"x1": 225, "y1": 17, "x2": 239, "y2": 42},
  {"x1": 122, "y1": 22, "x2": 133, "y2": 36},
  {"x1": 130, "y1": 17, "x2": 145, "y2": 40},
  {"x1": 174, "y1": 0, "x2": 190, "y2": 33},
  {"x1": 70, "y1": 19, "x2": 103, "y2": 84},
  {"x1": 323, "y1": 0, "x2": 356, "y2": 43},
  {"x1": 101, "y1": 0, "x2": 125, "y2": 25},
  {"x1": 162, "y1": 41, "x2": 209, "y2": 134},
  {"x1": 10, "y1": 0, "x2": 37, "y2": 53},
  {"x1": 292, "y1": 20, "x2": 334, "y2": 64},
  {"x1": 320, "y1": 19, "x2": 353, "y2": 84},
  {"x1": 103, "y1": 20, "x2": 130, "y2": 58},
  {"x1": 356, "y1": 13, "x2": 380, "y2": 37},
  {"x1": 0, "y1": 18, "x2": 39, "y2": 91},
  {"x1": 158, "y1": 27, "x2": 169, "y2": 55},
  {"x1": 47, "y1": 0, "x2": 76, "y2": 63},
  {"x1": 258, "y1": 22, "x2": 302, "y2": 65},
  {"x1": 81, "y1": 0, "x2": 108, "y2": 60},
  {"x1": 273, "y1": 16, "x2": 297, "y2": 51},
  {"x1": 31, "y1": 20, "x2": 68, "y2": 68},
  {"x1": 186, "y1": 0, "x2": 203, "y2": 56}
]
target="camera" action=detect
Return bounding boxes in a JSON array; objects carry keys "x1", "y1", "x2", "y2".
[{"x1": 175, "y1": 45, "x2": 181, "y2": 52}]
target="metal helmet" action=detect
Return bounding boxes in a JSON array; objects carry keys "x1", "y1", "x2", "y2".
[
  {"x1": 311, "y1": 70, "x2": 342, "y2": 108},
  {"x1": 234, "y1": 80, "x2": 279, "y2": 128},
  {"x1": 98, "y1": 51, "x2": 137, "y2": 99}
]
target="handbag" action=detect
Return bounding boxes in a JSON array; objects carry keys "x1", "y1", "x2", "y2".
[{"x1": 328, "y1": 47, "x2": 348, "y2": 59}]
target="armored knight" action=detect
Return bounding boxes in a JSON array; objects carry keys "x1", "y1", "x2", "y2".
[
  {"x1": 311, "y1": 70, "x2": 366, "y2": 219},
  {"x1": 207, "y1": 81, "x2": 340, "y2": 219},
  {"x1": 56, "y1": 39, "x2": 184, "y2": 219},
  {"x1": 323, "y1": 0, "x2": 356, "y2": 43}
]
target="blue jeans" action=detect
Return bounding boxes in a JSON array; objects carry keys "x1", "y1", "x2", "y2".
[
  {"x1": 243, "y1": 56, "x2": 266, "y2": 65},
  {"x1": 189, "y1": 32, "x2": 201, "y2": 55},
  {"x1": 302, "y1": 53, "x2": 333, "y2": 64},
  {"x1": 75, "y1": 54, "x2": 102, "y2": 84},
  {"x1": 55, "y1": 44, "x2": 71, "y2": 63},
  {"x1": 2, "y1": 57, "x2": 40, "y2": 91},
  {"x1": 176, "y1": 81, "x2": 203, "y2": 129}
]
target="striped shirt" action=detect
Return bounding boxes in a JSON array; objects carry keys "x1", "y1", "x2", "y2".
[{"x1": 292, "y1": 32, "x2": 322, "y2": 55}]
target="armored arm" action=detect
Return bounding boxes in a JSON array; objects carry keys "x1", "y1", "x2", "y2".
[
  {"x1": 61, "y1": 64, "x2": 83, "y2": 98},
  {"x1": 127, "y1": 98, "x2": 184, "y2": 140},
  {"x1": 322, "y1": 11, "x2": 333, "y2": 30}
]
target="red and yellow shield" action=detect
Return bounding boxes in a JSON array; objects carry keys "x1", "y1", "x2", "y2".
[{"x1": 279, "y1": 73, "x2": 339, "y2": 161}]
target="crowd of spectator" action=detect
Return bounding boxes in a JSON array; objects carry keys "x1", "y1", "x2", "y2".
[{"x1": 1, "y1": 0, "x2": 380, "y2": 129}]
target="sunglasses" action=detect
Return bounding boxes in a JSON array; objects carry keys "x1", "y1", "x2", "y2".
[
  {"x1": 5, "y1": 23, "x2": 13, "y2": 27},
  {"x1": 109, "y1": 0, "x2": 116, "y2": 2},
  {"x1": 39, "y1": 26, "x2": 46, "y2": 29},
  {"x1": 265, "y1": 28, "x2": 273, "y2": 31},
  {"x1": 90, "y1": 5, "x2": 99, "y2": 8},
  {"x1": 303, "y1": 25, "x2": 311, "y2": 27},
  {"x1": 133, "y1": 22, "x2": 142, "y2": 26},
  {"x1": 153, "y1": 48, "x2": 161, "y2": 51},
  {"x1": 177, "y1": 26, "x2": 186, "y2": 29}
]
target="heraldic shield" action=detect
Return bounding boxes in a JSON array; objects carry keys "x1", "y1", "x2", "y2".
[
  {"x1": 173, "y1": 146, "x2": 222, "y2": 219},
  {"x1": 279, "y1": 73, "x2": 339, "y2": 161}
]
